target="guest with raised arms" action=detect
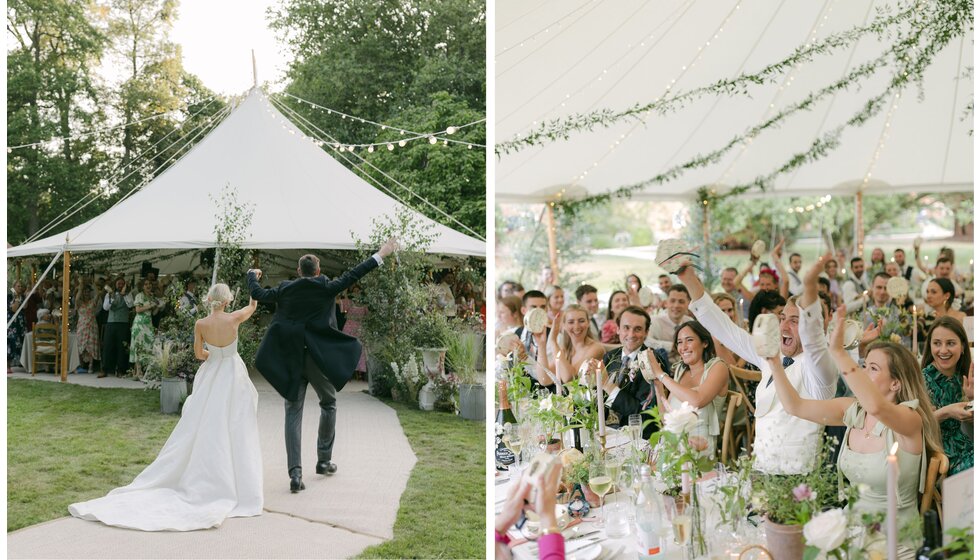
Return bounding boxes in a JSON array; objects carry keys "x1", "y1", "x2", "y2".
[
  {"x1": 767, "y1": 304, "x2": 941, "y2": 544},
  {"x1": 921, "y1": 317, "x2": 974, "y2": 475},
  {"x1": 600, "y1": 290, "x2": 629, "y2": 344},
  {"x1": 507, "y1": 290, "x2": 558, "y2": 393},
  {"x1": 649, "y1": 320, "x2": 730, "y2": 458},
  {"x1": 595, "y1": 305, "x2": 667, "y2": 438},
  {"x1": 676, "y1": 252, "x2": 838, "y2": 474},
  {"x1": 535, "y1": 304, "x2": 605, "y2": 385}
]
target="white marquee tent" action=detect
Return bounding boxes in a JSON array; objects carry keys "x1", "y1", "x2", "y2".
[
  {"x1": 496, "y1": 0, "x2": 973, "y2": 203},
  {"x1": 8, "y1": 88, "x2": 485, "y2": 258}
]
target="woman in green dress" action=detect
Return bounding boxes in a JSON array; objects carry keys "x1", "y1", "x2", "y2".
[
  {"x1": 130, "y1": 279, "x2": 157, "y2": 377},
  {"x1": 768, "y1": 300, "x2": 942, "y2": 544},
  {"x1": 921, "y1": 316, "x2": 973, "y2": 475}
]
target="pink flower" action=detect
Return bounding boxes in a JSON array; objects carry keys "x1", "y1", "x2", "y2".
[{"x1": 792, "y1": 483, "x2": 815, "y2": 502}]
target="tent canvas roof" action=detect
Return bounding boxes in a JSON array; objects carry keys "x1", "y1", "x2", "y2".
[
  {"x1": 8, "y1": 89, "x2": 485, "y2": 257},
  {"x1": 496, "y1": 0, "x2": 973, "y2": 203}
]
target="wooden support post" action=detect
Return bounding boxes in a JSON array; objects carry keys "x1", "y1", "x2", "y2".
[
  {"x1": 855, "y1": 191, "x2": 865, "y2": 256},
  {"x1": 545, "y1": 202, "x2": 560, "y2": 281},
  {"x1": 61, "y1": 249, "x2": 71, "y2": 382}
]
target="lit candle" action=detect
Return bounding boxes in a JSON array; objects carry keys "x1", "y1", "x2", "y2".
[
  {"x1": 887, "y1": 442, "x2": 899, "y2": 560},
  {"x1": 911, "y1": 305, "x2": 918, "y2": 357},
  {"x1": 596, "y1": 362, "x2": 606, "y2": 439},
  {"x1": 554, "y1": 351, "x2": 563, "y2": 395},
  {"x1": 681, "y1": 465, "x2": 691, "y2": 495}
]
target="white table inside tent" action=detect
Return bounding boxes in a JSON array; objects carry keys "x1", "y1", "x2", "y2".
[{"x1": 20, "y1": 331, "x2": 81, "y2": 374}]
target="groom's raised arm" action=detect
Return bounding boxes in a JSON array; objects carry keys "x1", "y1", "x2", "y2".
[
  {"x1": 248, "y1": 270, "x2": 279, "y2": 303},
  {"x1": 324, "y1": 237, "x2": 398, "y2": 294}
]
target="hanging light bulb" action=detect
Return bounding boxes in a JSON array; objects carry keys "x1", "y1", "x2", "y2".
[
  {"x1": 367, "y1": 145, "x2": 374, "y2": 153},
  {"x1": 446, "y1": 126, "x2": 457, "y2": 135},
  {"x1": 428, "y1": 136, "x2": 437, "y2": 144},
  {"x1": 387, "y1": 143, "x2": 394, "y2": 151},
  {"x1": 398, "y1": 140, "x2": 407, "y2": 147}
]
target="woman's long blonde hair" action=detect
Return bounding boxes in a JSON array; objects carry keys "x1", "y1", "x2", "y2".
[
  {"x1": 556, "y1": 303, "x2": 598, "y2": 359},
  {"x1": 865, "y1": 341, "x2": 943, "y2": 461}
]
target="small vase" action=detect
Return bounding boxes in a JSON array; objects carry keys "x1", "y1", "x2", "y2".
[{"x1": 764, "y1": 518, "x2": 805, "y2": 560}]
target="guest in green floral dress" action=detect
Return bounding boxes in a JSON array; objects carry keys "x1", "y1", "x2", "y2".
[
  {"x1": 129, "y1": 279, "x2": 157, "y2": 377},
  {"x1": 921, "y1": 316, "x2": 974, "y2": 475}
]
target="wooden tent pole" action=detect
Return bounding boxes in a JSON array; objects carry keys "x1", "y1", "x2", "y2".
[
  {"x1": 61, "y1": 248, "x2": 71, "y2": 382},
  {"x1": 855, "y1": 190, "x2": 865, "y2": 257},
  {"x1": 545, "y1": 202, "x2": 560, "y2": 281}
]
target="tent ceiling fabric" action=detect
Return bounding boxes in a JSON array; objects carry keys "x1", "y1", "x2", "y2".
[
  {"x1": 496, "y1": 0, "x2": 973, "y2": 203},
  {"x1": 8, "y1": 89, "x2": 485, "y2": 258}
]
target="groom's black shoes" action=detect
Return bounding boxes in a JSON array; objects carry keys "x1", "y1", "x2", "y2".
[
  {"x1": 316, "y1": 461, "x2": 337, "y2": 475},
  {"x1": 290, "y1": 473, "x2": 305, "y2": 493}
]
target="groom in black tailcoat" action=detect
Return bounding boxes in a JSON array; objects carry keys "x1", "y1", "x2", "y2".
[{"x1": 248, "y1": 237, "x2": 398, "y2": 492}]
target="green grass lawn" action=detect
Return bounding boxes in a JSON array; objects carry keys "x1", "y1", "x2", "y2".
[
  {"x1": 356, "y1": 399, "x2": 485, "y2": 559},
  {"x1": 8, "y1": 380, "x2": 486, "y2": 559},
  {"x1": 7, "y1": 379, "x2": 178, "y2": 532}
]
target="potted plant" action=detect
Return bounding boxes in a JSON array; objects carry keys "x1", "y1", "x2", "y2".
[
  {"x1": 750, "y1": 438, "x2": 843, "y2": 560},
  {"x1": 152, "y1": 340, "x2": 186, "y2": 414},
  {"x1": 445, "y1": 327, "x2": 483, "y2": 420}
]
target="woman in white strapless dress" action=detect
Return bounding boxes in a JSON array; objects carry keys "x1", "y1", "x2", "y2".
[{"x1": 69, "y1": 283, "x2": 263, "y2": 531}]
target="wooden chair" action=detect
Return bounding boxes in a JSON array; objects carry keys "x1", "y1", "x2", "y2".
[
  {"x1": 720, "y1": 390, "x2": 743, "y2": 465},
  {"x1": 729, "y1": 365, "x2": 762, "y2": 455},
  {"x1": 920, "y1": 452, "x2": 949, "y2": 523},
  {"x1": 31, "y1": 323, "x2": 61, "y2": 376}
]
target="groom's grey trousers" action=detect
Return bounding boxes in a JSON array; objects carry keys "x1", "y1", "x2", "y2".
[{"x1": 285, "y1": 351, "x2": 337, "y2": 476}]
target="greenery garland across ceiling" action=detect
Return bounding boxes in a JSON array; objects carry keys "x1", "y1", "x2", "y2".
[{"x1": 498, "y1": 0, "x2": 973, "y2": 216}]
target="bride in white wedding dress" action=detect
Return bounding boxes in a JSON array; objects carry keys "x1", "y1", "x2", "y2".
[{"x1": 69, "y1": 283, "x2": 264, "y2": 531}]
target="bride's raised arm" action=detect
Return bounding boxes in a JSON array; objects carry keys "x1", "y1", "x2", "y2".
[{"x1": 231, "y1": 298, "x2": 258, "y2": 323}]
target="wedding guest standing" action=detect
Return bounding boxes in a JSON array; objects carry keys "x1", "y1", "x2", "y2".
[
  {"x1": 74, "y1": 279, "x2": 101, "y2": 374},
  {"x1": 340, "y1": 285, "x2": 369, "y2": 380},
  {"x1": 130, "y1": 279, "x2": 157, "y2": 377},
  {"x1": 101, "y1": 277, "x2": 133, "y2": 378},
  {"x1": 8, "y1": 281, "x2": 28, "y2": 372}
]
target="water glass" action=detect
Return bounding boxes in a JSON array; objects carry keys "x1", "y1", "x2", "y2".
[{"x1": 604, "y1": 500, "x2": 631, "y2": 538}]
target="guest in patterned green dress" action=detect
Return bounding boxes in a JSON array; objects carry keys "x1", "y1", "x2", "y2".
[
  {"x1": 921, "y1": 316, "x2": 974, "y2": 475},
  {"x1": 129, "y1": 279, "x2": 157, "y2": 377}
]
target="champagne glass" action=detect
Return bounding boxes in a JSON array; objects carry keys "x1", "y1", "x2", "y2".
[
  {"x1": 588, "y1": 461, "x2": 613, "y2": 527},
  {"x1": 664, "y1": 496, "x2": 693, "y2": 558},
  {"x1": 628, "y1": 413, "x2": 643, "y2": 450},
  {"x1": 503, "y1": 423, "x2": 523, "y2": 475},
  {"x1": 605, "y1": 456, "x2": 623, "y2": 495}
]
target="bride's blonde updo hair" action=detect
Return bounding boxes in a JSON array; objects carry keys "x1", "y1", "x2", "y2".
[{"x1": 206, "y1": 283, "x2": 233, "y2": 311}]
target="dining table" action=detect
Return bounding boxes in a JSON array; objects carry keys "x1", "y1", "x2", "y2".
[{"x1": 20, "y1": 331, "x2": 81, "y2": 374}]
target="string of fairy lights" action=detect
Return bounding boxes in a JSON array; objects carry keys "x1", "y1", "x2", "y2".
[
  {"x1": 276, "y1": 91, "x2": 485, "y2": 150},
  {"x1": 559, "y1": 0, "x2": 744, "y2": 201}
]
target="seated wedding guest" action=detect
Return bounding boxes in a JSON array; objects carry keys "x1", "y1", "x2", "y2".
[
  {"x1": 916, "y1": 246, "x2": 964, "y2": 282},
  {"x1": 646, "y1": 284, "x2": 691, "y2": 363},
  {"x1": 923, "y1": 278, "x2": 966, "y2": 329},
  {"x1": 711, "y1": 293, "x2": 747, "y2": 367},
  {"x1": 497, "y1": 280, "x2": 518, "y2": 301},
  {"x1": 868, "y1": 247, "x2": 887, "y2": 277},
  {"x1": 787, "y1": 252, "x2": 805, "y2": 296},
  {"x1": 536, "y1": 304, "x2": 605, "y2": 384},
  {"x1": 649, "y1": 320, "x2": 730, "y2": 458},
  {"x1": 767, "y1": 305, "x2": 940, "y2": 545},
  {"x1": 728, "y1": 260, "x2": 757, "y2": 318},
  {"x1": 894, "y1": 248, "x2": 915, "y2": 280},
  {"x1": 677, "y1": 253, "x2": 838, "y2": 474},
  {"x1": 919, "y1": 256, "x2": 964, "y2": 309},
  {"x1": 746, "y1": 290, "x2": 786, "y2": 335},
  {"x1": 860, "y1": 274, "x2": 910, "y2": 346},
  {"x1": 543, "y1": 285, "x2": 565, "y2": 324},
  {"x1": 823, "y1": 258, "x2": 843, "y2": 307},
  {"x1": 515, "y1": 290, "x2": 549, "y2": 356},
  {"x1": 537, "y1": 265, "x2": 556, "y2": 291},
  {"x1": 496, "y1": 296, "x2": 523, "y2": 338},
  {"x1": 573, "y1": 284, "x2": 601, "y2": 339},
  {"x1": 624, "y1": 273, "x2": 648, "y2": 308},
  {"x1": 600, "y1": 290, "x2": 629, "y2": 344},
  {"x1": 597, "y1": 305, "x2": 667, "y2": 438},
  {"x1": 494, "y1": 456, "x2": 564, "y2": 560},
  {"x1": 509, "y1": 290, "x2": 558, "y2": 393},
  {"x1": 921, "y1": 317, "x2": 974, "y2": 475},
  {"x1": 885, "y1": 261, "x2": 901, "y2": 278},
  {"x1": 513, "y1": 282, "x2": 526, "y2": 300},
  {"x1": 842, "y1": 257, "x2": 869, "y2": 313}
]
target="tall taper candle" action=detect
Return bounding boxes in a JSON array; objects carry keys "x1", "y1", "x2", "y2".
[
  {"x1": 886, "y1": 442, "x2": 899, "y2": 560},
  {"x1": 911, "y1": 305, "x2": 917, "y2": 358},
  {"x1": 596, "y1": 362, "x2": 606, "y2": 439}
]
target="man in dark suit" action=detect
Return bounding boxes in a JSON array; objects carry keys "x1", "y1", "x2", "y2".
[
  {"x1": 598, "y1": 305, "x2": 668, "y2": 438},
  {"x1": 248, "y1": 238, "x2": 397, "y2": 493}
]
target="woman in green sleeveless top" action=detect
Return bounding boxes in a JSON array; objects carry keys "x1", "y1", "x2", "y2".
[
  {"x1": 920, "y1": 317, "x2": 973, "y2": 475},
  {"x1": 768, "y1": 304, "x2": 942, "y2": 545},
  {"x1": 650, "y1": 320, "x2": 729, "y2": 458}
]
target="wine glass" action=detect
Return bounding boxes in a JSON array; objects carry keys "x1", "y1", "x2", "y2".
[
  {"x1": 588, "y1": 462, "x2": 613, "y2": 528},
  {"x1": 605, "y1": 456, "x2": 623, "y2": 495},
  {"x1": 503, "y1": 423, "x2": 524, "y2": 476}
]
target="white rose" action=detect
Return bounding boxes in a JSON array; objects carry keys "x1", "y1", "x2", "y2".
[
  {"x1": 804, "y1": 508, "x2": 849, "y2": 552},
  {"x1": 539, "y1": 394, "x2": 554, "y2": 412},
  {"x1": 663, "y1": 401, "x2": 700, "y2": 435}
]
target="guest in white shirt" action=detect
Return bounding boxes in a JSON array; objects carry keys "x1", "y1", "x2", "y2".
[
  {"x1": 676, "y1": 255, "x2": 839, "y2": 475},
  {"x1": 787, "y1": 253, "x2": 804, "y2": 296},
  {"x1": 841, "y1": 257, "x2": 869, "y2": 313},
  {"x1": 646, "y1": 284, "x2": 691, "y2": 364},
  {"x1": 574, "y1": 284, "x2": 601, "y2": 340}
]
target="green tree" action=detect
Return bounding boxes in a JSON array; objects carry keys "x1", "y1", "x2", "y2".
[
  {"x1": 268, "y1": 0, "x2": 485, "y2": 236},
  {"x1": 7, "y1": 0, "x2": 109, "y2": 242}
]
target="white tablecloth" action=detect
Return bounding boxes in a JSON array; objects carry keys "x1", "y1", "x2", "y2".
[{"x1": 20, "y1": 331, "x2": 81, "y2": 374}]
